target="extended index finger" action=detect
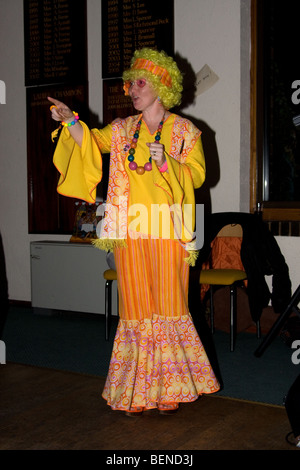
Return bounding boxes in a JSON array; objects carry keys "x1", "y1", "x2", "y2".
[{"x1": 47, "y1": 96, "x2": 62, "y2": 107}]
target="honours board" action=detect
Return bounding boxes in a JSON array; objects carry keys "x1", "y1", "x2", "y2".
[
  {"x1": 102, "y1": 0, "x2": 174, "y2": 79},
  {"x1": 24, "y1": 0, "x2": 87, "y2": 86}
]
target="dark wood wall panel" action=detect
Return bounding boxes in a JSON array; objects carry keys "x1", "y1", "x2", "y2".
[{"x1": 24, "y1": 0, "x2": 88, "y2": 234}]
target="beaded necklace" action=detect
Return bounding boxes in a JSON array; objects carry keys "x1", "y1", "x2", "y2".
[{"x1": 127, "y1": 113, "x2": 165, "y2": 175}]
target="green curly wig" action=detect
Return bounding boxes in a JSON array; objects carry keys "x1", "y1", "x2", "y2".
[{"x1": 122, "y1": 48, "x2": 183, "y2": 109}]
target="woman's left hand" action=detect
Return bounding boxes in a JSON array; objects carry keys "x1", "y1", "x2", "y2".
[{"x1": 146, "y1": 142, "x2": 166, "y2": 168}]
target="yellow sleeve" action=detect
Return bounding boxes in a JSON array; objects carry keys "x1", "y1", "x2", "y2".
[
  {"x1": 90, "y1": 124, "x2": 113, "y2": 154},
  {"x1": 164, "y1": 134, "x2": 205, "y2": 189},
  {"x1": 53, "y1": 121, "x2": 103, "y2": 203},
  {"x1": 151, "y1": 133, "x2": 205, "y2": 254},
  {"x1": 184, "y1": 135, "x2": 206, "y2": 189},
  {"x1": 153, "y1": 133, "x2": 205, "y2": 202}
]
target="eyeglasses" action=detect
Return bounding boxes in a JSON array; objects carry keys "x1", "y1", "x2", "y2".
[
  {"x1": 123, "y1": 78, "x2": 147, "y2": 95},
  {"x1": 126, "y1": 79, "x2": 147, "y2": 89}
]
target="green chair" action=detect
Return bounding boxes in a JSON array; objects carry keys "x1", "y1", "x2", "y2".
[{"x1": 199, "y1": 224, "x2": 260, "y2": 351}]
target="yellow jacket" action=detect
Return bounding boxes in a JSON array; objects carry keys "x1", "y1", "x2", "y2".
[{"x1": 53, "y1": 113, "x2": 205, "y2": 264}]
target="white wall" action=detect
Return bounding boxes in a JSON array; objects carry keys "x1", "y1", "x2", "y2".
[
  {"x1": 0, "y1": 0, "x2": 298, "y2": 302},
  {"x1": 175, "y1": 0, "x2": 241, "y2": 212}
]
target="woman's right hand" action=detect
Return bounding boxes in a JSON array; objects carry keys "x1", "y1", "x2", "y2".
[
  {"x1": 48, "y1": 96, "x2": 84, "y2": 147},
  {"x1": 48, "y1": 96, "x2": 74, "y2": 123}
]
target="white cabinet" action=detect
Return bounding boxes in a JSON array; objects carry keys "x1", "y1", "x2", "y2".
[{"x1": 30, "y1": 241, "x2": 118, "y2": 315}]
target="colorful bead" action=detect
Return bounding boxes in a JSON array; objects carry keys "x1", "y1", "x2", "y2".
[
  {"x1": 127, "y1": 113, "x2": 165, "y2": 175},
  {"x1": 129, "y1": 161, "x2": 137, "y2": 170},
  {"x1": 136, "y1": 166, "x2": 145, "y2": 175},
  {"x1": 61, "y1": 111, "x2": 79, "y2": 127}
]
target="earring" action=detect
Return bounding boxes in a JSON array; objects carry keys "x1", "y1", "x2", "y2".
[{"x1": 157, "y1": 96, "x2": 161, "y2": 105}]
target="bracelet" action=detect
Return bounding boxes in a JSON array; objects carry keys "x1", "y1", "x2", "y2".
[
  {"x1": 61, "y1": 111, "x2": 79, "y2": 127},
  {"x1": 158, "y1": 160, "x2": 168, "y2": 173}
]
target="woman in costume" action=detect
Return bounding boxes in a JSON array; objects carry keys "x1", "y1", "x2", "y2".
[{"x1": 48, "y1": 48, "x2": 220, "y2": 416}]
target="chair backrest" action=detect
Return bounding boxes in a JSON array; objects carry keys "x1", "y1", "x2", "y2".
[
  {"x1": 199, "y1": 223, "x2": 245, "y2": 300},
  {"x1": 217, "y1": 223, "x2": 243, "y2": 238},
  {"x1": 210, "y1": 223, "x2": 244, "y2": 270}
]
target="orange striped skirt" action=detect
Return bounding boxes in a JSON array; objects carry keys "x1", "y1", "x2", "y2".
[{"x1": 102, "y1": 237, "x2": 220, "y2": 411}]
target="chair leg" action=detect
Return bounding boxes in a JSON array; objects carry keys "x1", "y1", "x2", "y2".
[
  {"x1": 105, "y1": 279, "x2": 112, "y2": 341},
  {"x1": 210, "y1": 286, "x2": 214, "y2": 334},
  {"x1": 256, "y1": 320, "x2": 261, "y2": 339},
  {"x1": 230, "y1": 284, "x2": 237, "y2": 351}
]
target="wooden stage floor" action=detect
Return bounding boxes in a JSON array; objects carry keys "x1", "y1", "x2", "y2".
[{"x1": 0, "y1": 362, "x2": 298, "y2": 452}]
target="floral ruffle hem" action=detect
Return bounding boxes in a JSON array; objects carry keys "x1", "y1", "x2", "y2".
[{"x1": 102, "y1": 313, "x2": 220, "y2": 411}]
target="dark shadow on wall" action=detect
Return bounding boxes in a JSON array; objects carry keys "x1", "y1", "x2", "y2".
[{"x1": 173, "y1": 53, "x2": 220, "y2": 217}]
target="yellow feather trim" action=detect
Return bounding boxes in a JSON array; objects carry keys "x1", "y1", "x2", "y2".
[
  {"x1": 51, "y1": 128, "x2": 60, "y2": 142},
  {"x1": 184, "y1": 250, "x2": 199, "y2": 267},
  {"x1": 91, "y1": 238, "x2": 127, "y2": 252}
]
